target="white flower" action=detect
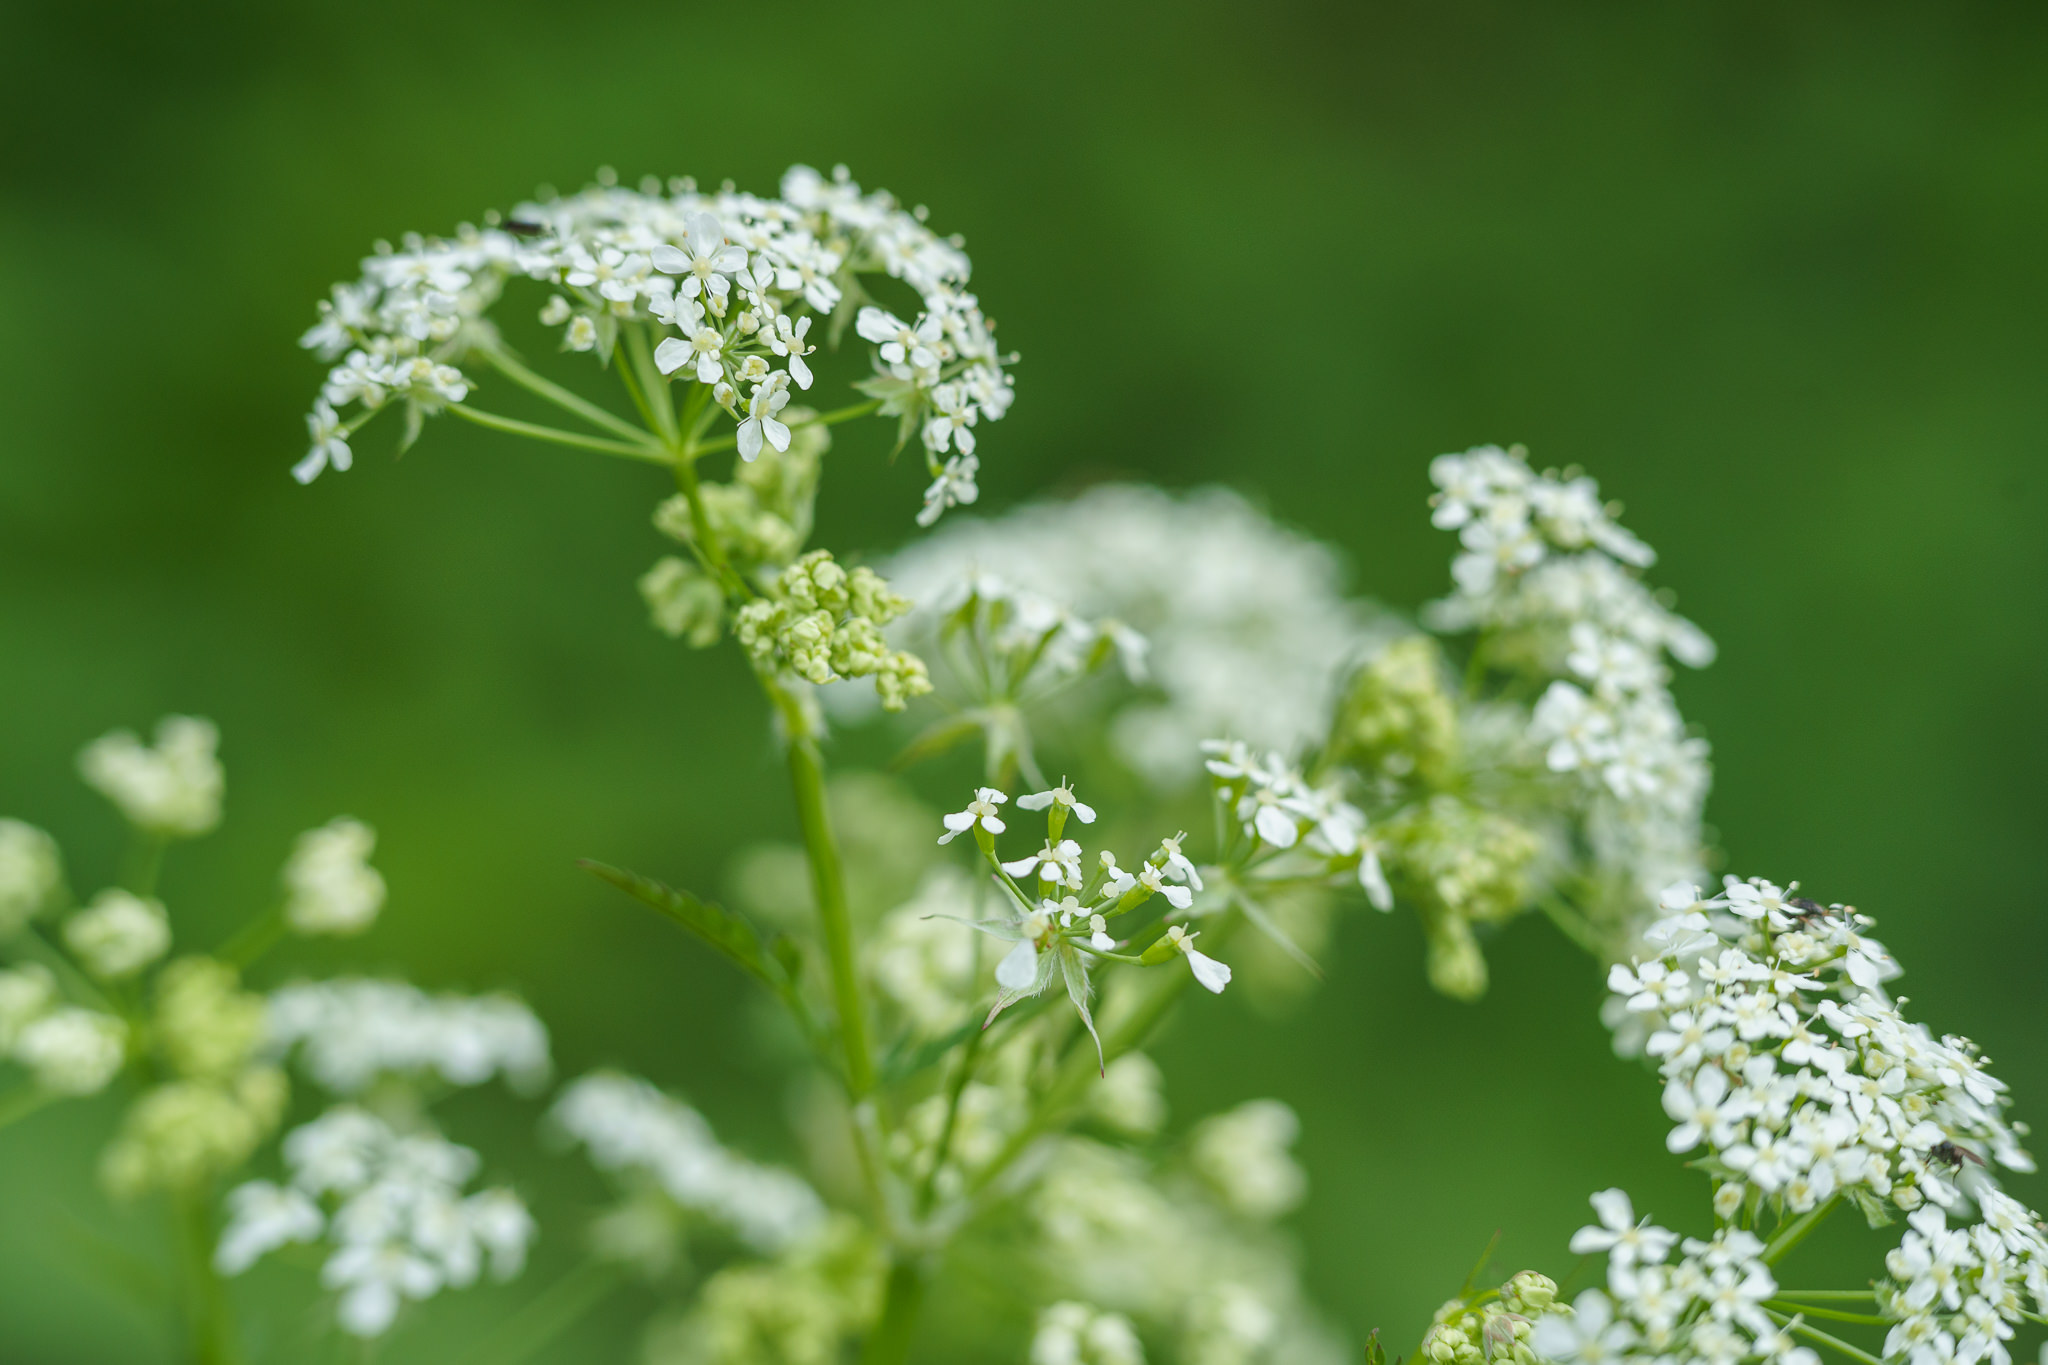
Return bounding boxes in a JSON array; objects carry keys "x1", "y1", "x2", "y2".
[
  {"x1": 325, "y1": 1240, "x2": 441, "y2": 1336},
  {"x1": 293, "y1": 401, "x2": 353, "y2": 485},
  {"x1": 0, "y1": 964, "x2": 57, "y2": 1050},
  {"x1": 64, "y1": 889, "x2": 171, "y2": 979},
  {"x1": 1531, "y1": 1290, "x2": 1639, "y2": 1365},
  {"x1": 1002, "y1": 839, "x2": 1084, "y2": 889},
  {"x1": 267, "y1": 979, "x2": 550, "y2": 1096},
  {"x1": 939, "y1": 787, "x2": 1008, "y2": 845},
  {"x1": 77, "y1": 715, "x2": 224, "y2": 837},
  {"x1": 1137, "y1": 863, "x2": 1192, "y2": 910},
  {"x1": 1661, "y1": 1064, "x2": 1748, "y2": 1154},
  {"x1": 1018, "y1": 782, "x2": 1098, "y2": 825},
  {"x1": 768, "y1": 314, "x2": 814, "y2": 389},
  {"x1": 0, "y1": 820, "x2": 62, "y2": 938},
  {"x1": 283, "y1": 818, "x2": 387, "y2": 936},
  {"x1": 1190, "y1": 1099, "x2": 1305, "y2": 1221},
  {"x1": 14, "y1": 1007, "x2": 127, "y2": 1094},
  {"x1": 651, "y1": 296, "x2": 726, "y2": 383},
  {"x1": 1165, "y1": 924, "x2": 1231, "y2": 994},
  {"x1": 551, "y1": 1072, "x2": 824, "y2": 1253},
  {"x1": 922, "y1": 382, "x2": 978, "y2": 455},
  {"x1": 1031, "y1": 1301, "x2": 1145, "y2": 1365},
  {"x1": 650, "y1": 212, "x2": 747, "y2": 300},
  {"x1": 735, "y1": 378, "x2": 792, "y2": 462},
  {"x1": 917, "y1": 453, "x2": 979, "y2": 527},
  {"x1": 216, "y1": 1180, "x2": 324, "y2": 1274},
  {"x1": 1155, "y1": 833, "x2": 1203, "y2": 891},
  {"x1": 1568, "y1": 1188, "x2": 1679, "y2": 1267}
]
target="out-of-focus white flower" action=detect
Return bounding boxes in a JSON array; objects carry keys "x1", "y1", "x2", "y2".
[
  {"x1": 1190, "y1": 1100, "x2": 1305, "y2": 1222},
  {"x1": 868, "y1": 868, "x2": 983, "y2": 1038},
  {"x1": 1032, "y1": 1300, "x2": 1146, "y2": 1365},
  {"x1": 1090, "y1": 1052, "x2": 1167, "y2": 1139},
  {"x1": 0, "y1": 964, "x2": 58, "y2": 1051},
  {"x1": 266, "y1": 979, "x2": 550, "y2": 1095},
  {"x1": 885, "y1": 486, "x2": 1383, "y2": 788},
  {"x1": 64, "y1": 889, "x2": 171, "y2": 979},
  {"x1": 283, "y1": 818, "x2": 387, "y2": 937},
  {"x1": 77, "y1": 716, "x2": 224, "y2": 837},
  {"x1": 551, "y1": 1072, "x2": 825, "y2": 1254},
  {"x1": 0, "y1": 820, "x2": 62, "y2": 937},
  {"x1": 14, "y1": 1007, "x2": 127, "y2": 1094},
  {"x1": 224, "y1": 1106, "x2": 532, "y2": 1338}
]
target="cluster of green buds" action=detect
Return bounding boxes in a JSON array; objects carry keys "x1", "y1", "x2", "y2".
[
  {"x1": 1334, "y1": 635, "x2": 1460, "y2": 787},
  {"x1": 100, "y1": 957, "x2": 286, "y2": 1198},
  {"x1": 640, "y1": 420, "x2": 829, "y2": 648},
  {"x1": 1420, "y1": 1271, "x2": 1559, "y2": 1365},
  {"x1": 937, "y1": 781, "x2": 1226, "y2": 1065},
  {"x1": 735, "y1": 551, "x2": 931, "y2": 710},
  {"x1": 1382, "y1": 795, "x2": 1541, "y2": 1000}
]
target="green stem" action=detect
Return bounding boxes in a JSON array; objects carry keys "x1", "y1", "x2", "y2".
[
  {"x1": 124, "y1": 831, "x2": 169, "y2": 898},
  {"x1": 175, "y1": 1188, "x2": 240, "y2": 1365},
  {"x1": 0, "y1": 1086, "x2": 57, "y2": 1131},
  {"x1": 687, "y1": 397, "x2": 884, "y2": 457},
  {"x1": 767, "y1": 683, "x2": 875, "y2": 1097},
  {"x1": 455, "y1": 1259, "x2": 621, "y2": 1365},
  {"x1": 1772, "y1": 1290, "x2": 1877, "y2": 1302},
  {"x1": 860, "y1": 1258, "x2": 928, "y2": 1365},
  {"x1": 915, "y1": 1022, "x2": 985, "y2": 1218},
  {"x1": 475, "y1": 347, "x2": 655, "y2": 443},
  {"x1": 446, "y1": 404, "x2": 673, "y2": 464},
  {"x1": 1763, "y1": 1301, "x2": 1891, "y2": 1327},
  {"x1": 620, "y1": 324, "x2": 679, "y2": 448},
  {"x1": 1765, "y1": 1310, "x2": 1884, "y2": 1365},
  {"x1": 672, "y1": 457, "x2": 749, "y2": 600},
  {"x1": 1763, "y1": 1195, "x2": 1839, "y2": 1265},
  {"x1": 216, "y1": 904, "x2": 286, "y2": 971}
]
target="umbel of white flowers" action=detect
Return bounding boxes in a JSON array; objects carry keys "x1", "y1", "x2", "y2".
[{"x1": 294, "y1": 164, "x2": 1014, "y2": 528}]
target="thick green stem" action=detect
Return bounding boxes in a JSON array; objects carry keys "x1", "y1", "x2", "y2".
[
  {"x1": 860, "y1": 1259, "x2": 928, "y2": 1365},
  {"x1": 1763, "y1": 1195, "x2": 1839, "y2": 1265},
  {"x1": 447, "y1": 404, "x2": 672, "y2": 464},
  {"x1": 175, "y1": 1189, "x2": 239, "y2": 1365},
  {"x1": 770, "y1": 688, "x2": 875, "y2": 1097}
]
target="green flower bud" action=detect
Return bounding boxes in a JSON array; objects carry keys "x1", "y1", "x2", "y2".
[
  {"x1": 1340, "y1": 635, "x2": 1459, "y2": 785},
  {"x1": 1500, "y1": 1270, "x2": 1557, "y2": 1314},
  {"x1": 1424, "y1": 913, "x2": 1488, "y2": 1002}
]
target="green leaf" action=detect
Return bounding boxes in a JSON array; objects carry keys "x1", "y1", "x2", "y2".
[
  {"x1": 579, "y1": 860, "x2": 789, "y2": 992},
  {"x1": 890, "y1": 713, "x2": 983, "y2": 771},
  {"x1": 1365, "y1": 1330, "x2": 1388, "y2": 1365}
]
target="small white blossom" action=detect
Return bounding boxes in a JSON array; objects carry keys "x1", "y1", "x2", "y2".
[
  {"x1": 283, "y1": 818, "x2": 387, "y2": 936},
  {"x1": 1165, "y1": 924, "x2": 1231, "y2": 994},
  {"x1": 0, "y1": 820, "x2": 62, "y2": 938},
  {"x1": 939, "y1": 787, "x2": 1008, "y2": 845},
  {"x1": 64, "y1": 889, "x2": 171, "y2": 979},
  {"x1": 77, "y1": 716, "x2": 224, "y2": 837},
  {"x1": 14, "y1": 1007, "x2": 127, "y2": 1094}
]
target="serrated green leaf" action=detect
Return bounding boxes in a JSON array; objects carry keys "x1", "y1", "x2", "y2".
[{"x1": 580, "y1": 859, "x2": 787, "y2": 990}]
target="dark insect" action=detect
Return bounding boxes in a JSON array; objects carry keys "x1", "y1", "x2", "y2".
[
  {"x1": 503, "y1": 220, "x2": 547, "y2": 239},
  {"x1": 1931, "y1": 1141, "x2": 1985, "y2": 1169},
  {"x1": 1785, "y1": 897, "x2": 1829, "y2": 922}
]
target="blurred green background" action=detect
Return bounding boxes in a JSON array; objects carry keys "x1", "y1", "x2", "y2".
[{"x1": 3, "y1": 0, "x2": 2046, "y2": 1359}]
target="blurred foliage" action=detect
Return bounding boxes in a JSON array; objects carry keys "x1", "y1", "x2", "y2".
[{"x1": 2, "y1": 0, "x2": 2045, "y2": 1360}]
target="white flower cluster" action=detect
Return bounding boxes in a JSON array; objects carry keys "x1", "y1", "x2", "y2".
[
  {"x1": 550, "y1": 1072, "x2": 826, "y2": 1254},
  {"x1": 938, "y1": 783, "x2": 1230, "y2": 1025},
  {"x1": 0, "y1": 963, "x2": 126, "y2": 1095},
  {"x1": 1200, "y1": 741, "x2": 1392, "y2": 909},
  {"x1": 63, "y1": 888, "x2": 171, "y2": 979},
  {"x1": 77, "y1": 715, "x2": 224, "y2": 838},
  {"x1": 0, "y1": 819, "x2": 63, "y2": 938},
  {"x1": 282, "y1": 818, "x2": 387, "y2": 937},
  {"x1": 297, "y1": 164, "x2": 1012, "y2": 522},
  {"x1": 266, "y1": 979, "x2": 550, "y2": 1096},
  {"x1": 1030, "y1": 1300, "x2": 1146, "y2": 1365},
  {"x1": 1425, "y1": 447, "x2": 1714, "y2": 902},
  {"x1": 881, "y1": 485, "x2": 1380, "y2": 788},
  {"x1": 1189, "y1": 1100, "x2": 1306, "y2": 1223},
  {"x1": 1595, "y1": 877, "x2": 2048, "y2": 1365},
  {"x1": 917, "y1": 570, "x2": 1149, "y2": 693},
  {"x1": 217, "y1": 1107, "x2": 533, "y2": 1337},
  {"x1": 1526, "y1": 1192, "x2": 1797, "y2": 1365},
  {"x1": 866, "y1": 866, "x2": 986, "y2": 1039}
]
